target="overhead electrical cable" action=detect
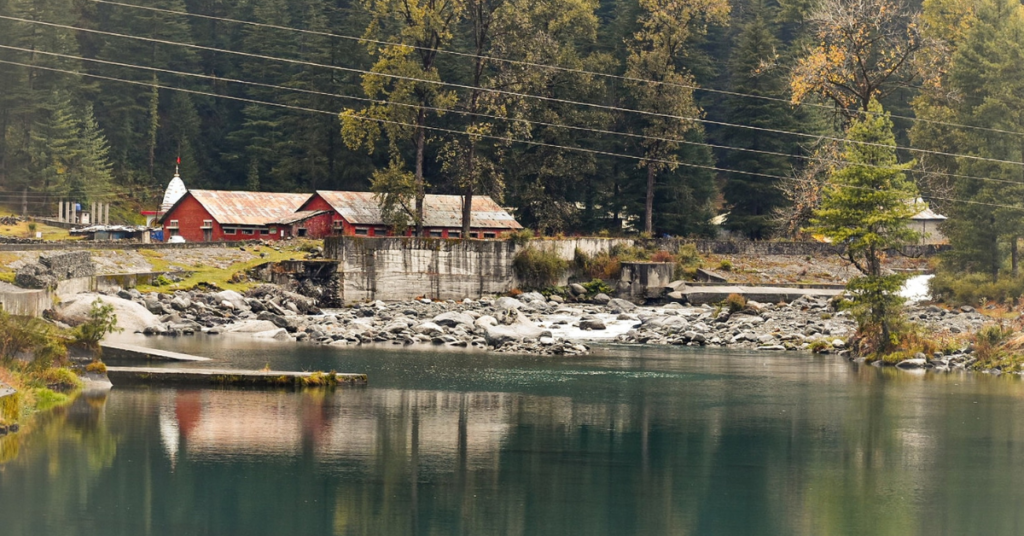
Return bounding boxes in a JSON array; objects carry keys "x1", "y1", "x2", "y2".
[
  {"x1": 87, "y1": 0, "x2": 1024, "y2": 139},
  {"x1": 3, "y1": 43, "x2": 1019, "y2": 189},
  {"x1": 4, "y1": 14, "x2": 1024, "y2": 170},
  {"x1": 3, "y1": 58, "x2": 1023, "y2": 213}
]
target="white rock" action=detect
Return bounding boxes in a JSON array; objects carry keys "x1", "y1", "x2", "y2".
[
  {"x1": 58, "y1": 293, "x2": 159, "y2": 332},
  {"x1": 252, "y1": 328, "x2": 290, "y2": 340},
  {"x1": 495, "y1": 296, "x2": 523, "y2": 310},
  {"x1": 221, "y1": 320, "x2": 280, "y2": 333},
  {"x1": 413, "y1": 322, "x2": 445, "y2": 336},
  {"x1": 214, "y1": 290, "x2": 247, "y2": 310}
]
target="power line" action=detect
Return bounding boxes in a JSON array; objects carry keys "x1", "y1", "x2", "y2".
[
  {"x1": 5, "y1": 44, "x2": 1021, "y2": 190},
  {"x1": 4, "y1": 14, "x2": 1024, "y2": 170},
  {"x1": 3, "y1": 58, "x2": 1023, "y2": 214},
  {"x1": 86, "y1": 0, "x2": 1024, "y2": 139}
]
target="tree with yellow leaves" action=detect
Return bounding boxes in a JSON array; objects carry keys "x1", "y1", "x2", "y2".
[{"x1": 790, "y1": 0, "x2": 921, "y2": 116}]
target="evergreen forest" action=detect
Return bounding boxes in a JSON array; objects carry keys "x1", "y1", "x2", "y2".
[{"x1": 1, "y1": 0, "x2": 1023, "y2": 264}]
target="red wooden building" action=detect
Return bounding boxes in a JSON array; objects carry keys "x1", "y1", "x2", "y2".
[
  {"x1": 299, "y1": 191, "x2": 522, "y2": 238},
  {"x1": 159, "y1": 190, "x2": 316, "y2": 242}
]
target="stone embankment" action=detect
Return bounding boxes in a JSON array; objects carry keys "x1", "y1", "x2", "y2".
[{"x1": 64, "y1": 285, "x2": 992, "y2": 364}]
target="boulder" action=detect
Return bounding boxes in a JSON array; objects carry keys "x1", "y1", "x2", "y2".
[
  {"x1": 591, "y1": 293, "x2": 611, "y2": 305},
  {"x1": 251, "y1": 328, "x2": 291, "y2": 340},
  {"x1": 433, "y1": 311, "x2": 476, "y2": 328},
  {"x1": 483, "y1": 310, "x2": 551, "y2": 346},
  {"x1": 413, "y1": 322, "x2": 445, "y2": 336},
  {"x1": 607, "y1": 298, "x2": 637, "y2": 312},
  {"x1": 579, "y1": 318, "x2": 606, "y2": 330},
  {"x1": 569, "y1": 283, "x2": 587, "y2": 296},
  {"x1": 214, "y1": 290, "x2": 247, "y2": 310},
  {"x1": 475, "y1": 315, "x2": 498, "y2": 329},
  {"x1": 495, "y1": 296, "x2": 524, "y2": 310},
  {"x1": 519, "y1": 291, "x2": 546, "y2": 304},
  {"x1": 58, "y1": 293, "x2": 159, "y2": 332}
]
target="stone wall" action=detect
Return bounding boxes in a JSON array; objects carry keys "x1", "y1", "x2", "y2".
[
  {"x1": 647, "y1": 238, "x2": 948, "y2": 257},
  {"x1": 325, "y1": 237, "x2": 517, "y2": 303},
  {"x1": 39, "y1": 251, "x2": 95, "y2": 279}
]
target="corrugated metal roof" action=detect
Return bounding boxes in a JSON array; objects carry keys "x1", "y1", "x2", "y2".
[
  {"x1": 189, "y1": 190, "x2": 311, "y2": 226},
  {"x1": 315, "y1": 191, "x2": 522, "y2": 229},
  {"x1": 270, "y1": 210, "x2": 329, "y2": 226},
  {"x1": 912, "y1": 207, "x2": 947, "y2": 221}
]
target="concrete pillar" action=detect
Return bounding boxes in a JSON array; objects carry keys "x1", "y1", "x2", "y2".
[
  {"x1": 91, "y1": 202, "x2": 96, "y2": 225},
  {"x1": 72, "y1": 203, "x2": 77, "y2": 225},
  {"x1": 104, "y1": 203, "x2": 110, "y2": 225}
]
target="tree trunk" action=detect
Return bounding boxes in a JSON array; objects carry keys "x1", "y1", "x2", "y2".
[
  {"x1": 415, "y1": 107, "x2": 426, "y2": 236},
  {"x1": 645, "y1": 164, "x2": 655, "y2": 235},
  {"x1": 462, "y1": 146, "x2": 474, "y2": 239},
  {"x1": 991, "y1": 216, "x2": 1000, "y2": 283},
  {"x1": 1013, "y1": 237, "x2": 1019, "y2": 278}
]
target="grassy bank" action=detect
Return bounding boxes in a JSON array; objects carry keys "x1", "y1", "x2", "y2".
[{"x1": 134, "y1": 240, "x2": 315, "y2": 293}]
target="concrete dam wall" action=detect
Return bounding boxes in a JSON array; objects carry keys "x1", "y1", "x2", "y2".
[{"x1": 325, "y1": 237, "x2": 518, "y2": 303}]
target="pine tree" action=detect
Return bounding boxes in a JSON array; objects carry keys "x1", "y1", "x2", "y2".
[
  {"x1": 809, "y1": 100, "x2": 919, "y2": 352},
  {"x1": 720, "y1": 10, "x2": 797, "y2": 239},
  {"x1": 918, "y1": 0, "x2": 1024, "y2": 280},
  {"x1": 625, "y1": 0, "x2": 729, "y2": 234}
]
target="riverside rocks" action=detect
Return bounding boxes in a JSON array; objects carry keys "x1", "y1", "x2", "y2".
[{"x1": 77, "y1": 283, "x2": 993, "y2": 361}]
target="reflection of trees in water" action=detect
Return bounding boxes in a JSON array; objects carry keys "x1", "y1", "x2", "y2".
[
  {"x1": 4, "y1": 370, "x2": 1024, "y2": 535},
  {"x1": 0, "y1": 389, "x2": 119, "y2": 535}
]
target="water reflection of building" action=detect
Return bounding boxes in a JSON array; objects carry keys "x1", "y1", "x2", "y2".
[{"x1": 158, "y1": 389, "x2": 517, "y2": 468}]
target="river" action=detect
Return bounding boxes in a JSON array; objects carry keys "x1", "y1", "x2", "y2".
[{"x1": 2, "y1": 335, "x2": 1024, "y2": 535}]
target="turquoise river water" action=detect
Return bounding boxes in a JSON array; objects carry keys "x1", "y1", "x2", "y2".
[{"x1": 2, "y1": 335, "x2": 1024, "y2": 535}]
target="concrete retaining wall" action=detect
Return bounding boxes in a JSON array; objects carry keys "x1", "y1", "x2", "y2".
[
  {"x1": 324, "y1": 236, "x2": 948, "y2": 303},
  {"x1": 620, "y1": 262, "x2": 675, "y2": 299},
  {"x1": 0, "y1": 287, "x2": 51, "y2": 316},
  {"x1": 326, "y1": 237, "x2": 517, "y2": 303}
]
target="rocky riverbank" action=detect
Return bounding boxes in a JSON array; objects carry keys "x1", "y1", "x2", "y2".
[{"x1": 56, "y1": 284, "x2": 997, "y2": 367}]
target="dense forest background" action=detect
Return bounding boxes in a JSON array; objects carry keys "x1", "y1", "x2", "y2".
[{"x1": 1, "y1": 0, "x2": 1022, "y2": 256}]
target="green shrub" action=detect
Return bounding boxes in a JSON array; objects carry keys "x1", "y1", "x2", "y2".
[
  {"x1": 508, "y1": 228, "x2": 535, "y2": 246},
  {"x1": 296, "y1": 240, "x2": 323, "y2": 253},
  {"x1": 674, "y1": 244, "x2": 703, "y2": 280},
  {"x1": 33, "y1": 367, "x2": 82, "y2": 391},
  {"x1": 0, "y1": 311, "x2": 67, "y2": 367},
  {"x1": 513, "y1": 247, "x2": 569, "y2": 289},
  {"x1": 718, "y1": 259, "x2": 733, "y2": 271},
  {"x1": 930, "y1": 272, "x2": 1024, "y2": 306},
  {"x1": 581, "y1": 278, "x2": 612, "y2": 295},
  {"x1": 71, "y1": 299, "x2": 122, "y2": 348},
  {"x1": 154, "y1": 274, "x2": 172, "y2": 287},
  {"x1": 676, "y1": 244, "x2": 702, "y2": 267}
]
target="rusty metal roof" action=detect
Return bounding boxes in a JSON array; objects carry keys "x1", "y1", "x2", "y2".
[
  {"x1": 187, "y1": 190, "x2": 311, "y2": 226},
  {"x1": 315, "y1": 191, "x2": 522, "y2": 229},
  {"x1": 270, "y1": 210, "x2": 329, "y2": 226}
]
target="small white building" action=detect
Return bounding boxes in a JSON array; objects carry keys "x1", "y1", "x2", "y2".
[{"x1": 911, "y1": 199, "x2": 947, "y2": 245}]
